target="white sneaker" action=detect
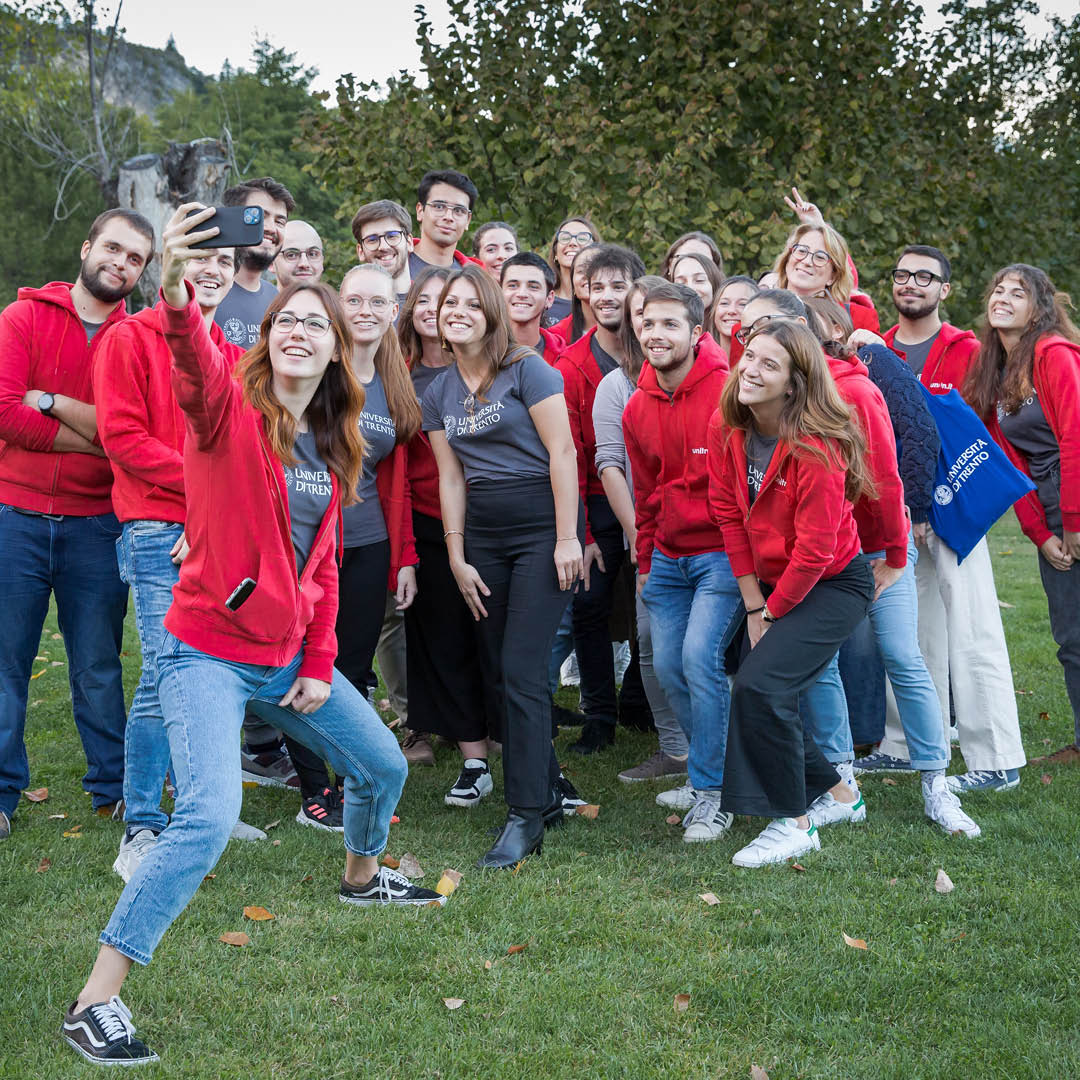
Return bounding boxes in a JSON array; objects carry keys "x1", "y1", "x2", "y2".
[
  {"x1": 656, "y1": 783, "x2": 696, "y2": 810},
  {"x1": 808, "y1": 789, "x2": 867, "y2": 828},
  {"x1": 682, "y1": 791, "x2": 733, "y2": 843},
  {"x1": 560, "y1": 652, "x2": 581, "y2": 687},
  {"x1": 732, "y1": 818, "x2": 821, "y2": 868},
  {"x1": 444, "y1": 759, "x2": 494, "y2": 808},
  {"x1": 230, "y1": 819, "x2": 267, "y2": 841},
  {"x1": 112, "y1": 829, "x2": 158, "y2": 883},
  {"x1": 924, "y1": 775, "x2": 981, "y2": 837}
]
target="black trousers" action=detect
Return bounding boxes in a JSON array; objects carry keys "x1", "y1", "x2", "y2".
[
  {"x1": 466, "y1": 478, "x2": 580, "y2": 809},
  {"x1": 287, "y1": 539, "x2": 390, "y2": 798},
  {"x1": 722, "y1": 557, "x2": 874, "y2": 819},
  {"x1": 405, "y1": 511, "x2": 498, "y2": 742}
]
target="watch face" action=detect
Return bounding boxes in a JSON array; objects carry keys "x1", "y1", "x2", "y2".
[{"x1": 38, "y1": 392, "x2": 55, "y2": 413}]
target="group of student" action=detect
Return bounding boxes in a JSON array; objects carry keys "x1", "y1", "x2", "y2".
[{"x1": 0, "y1": 167, "x2": 1076, "y2": 1067}]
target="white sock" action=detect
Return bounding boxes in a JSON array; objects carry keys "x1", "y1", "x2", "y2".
[{"x1": 835, "y1": 760, "x2": 856, "y2": 790}]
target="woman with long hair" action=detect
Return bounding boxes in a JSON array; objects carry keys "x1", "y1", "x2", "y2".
[
  {"x1": 711, "y1": 275, "x2": 760, "y2": 358},
  {"x1": 423, "y1": 264, "x2": 586, "y2": 868},
  {"x1": 669, "y1": 251, "x2": 724, "y2": 313},
  {"x1": 547, "y1": 215, "x2": 601, "y2": 326},
  {"x1": 659, "y1": 230, "x2": 725, "y2": 280},
  {"x1": 62, "y1": 206, "x2": 438, "y2": 1069},
  {"x1": 967, "y1": 264, "x2": 1080, "y2": 764},
  {"x1": 708, "y1": 321, "x2": 875, "y2": 866},
  {"x1": 549, "y1": 243, "x2": 601, "y2": 345}
]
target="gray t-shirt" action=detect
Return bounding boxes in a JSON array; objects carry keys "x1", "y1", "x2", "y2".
[
  {"x1": 998, "y1": 390, "x2": 1062, "y2": 531},
  {"x1": 342, "y1": 371, "x2": 397, "y2": 548},
  {"x1": 421, "y1": 351, "x2": 563, "y2": 483},
  {"x1": 543, "y1": 296, "x2": 571, "y2": 327},
  {"x1": 746, "y1": 428, "x2": 779, "y2": 505},
  {"x1": 82, "y1": 319, "x2": 104, "y2": 342},
  {"x1": 411, "y1": 359, "x2": 449, "y2": 405},
  {"x1": 894, "y1": 331, "x2": 939, "y2": 378},
  {"x1": 214, "y1": 279, "x2": 278, "y2": 349},
  {"x1": 593, "y1": 367, "x2": 636, "y2": 490},
  {"x1": 283, "y1": 429, "x2": 332, "y2": 575}
]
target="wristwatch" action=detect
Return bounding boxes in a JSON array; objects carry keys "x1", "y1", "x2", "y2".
[
  {"x1": 37, "y1": 392, "x2": 55, "y2": 416},
  {"x1": 761, "y1": 604, "x2": 777, "y2": 623}
]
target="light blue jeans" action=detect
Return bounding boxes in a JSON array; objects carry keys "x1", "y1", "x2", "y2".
[
  {"x1": 116, "y1": 520, "x2": 182, "y2": 832},
  {"x1": 803, "y1": 538, "x2": 948, "y2": 771},
  {"x1": 100, "y1": 633, "x2": 407, "y2": 965},
  {"x1": 641, "y1": 550, "x2": 743, "y2": 791}
]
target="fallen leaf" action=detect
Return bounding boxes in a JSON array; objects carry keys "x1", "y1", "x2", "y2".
[
  {"x1": 998, "y1": 600, "x2": 1015, "y2": 609},
  {"x1": 512, "y1": 860, "x2": 524, "y2": 875},
  {"x1": 50, "y1": 660, "x2": 64, "y2": 666},
  {"x1": 30, "y1": 669, "x2": 46, "y2": 679},
  {"x1": 425, "y1": 899, "x2": 443, "y2": 907},
  {"x1": 381, "y1": 854, "x2": 401, "y2": 869},
  {"x1": 204, "y1": 873, "x2": 216, "y2": 880},
  {"x1": 934, "y1": 869, "x2": 954, "y2": 894},
  {"x1": 575, "y1": 803, "x2": 600, "y2": 819},
  {"x1": 997, "y1": 549, "x2": 1013, "y2": 556},
  {"x1": 752, "y1": 908, "x2": 761, "y2": 916},
  {"x1": 243, "y1": 905, "x2": 275, "y2": 921},
  {"x1": 442, "y1": 997, "x2": 464, "y2": 1010},
  {"x1": 63, "y1": 826, "x2": 82, "y2": 838},
  {"x1": 386, "y1": 716, "x2": 402, "y2": 730},
  {"x1": 34, "y1": 655, "x2": 47, "y2": 661},
  {"x1": 881, "y1": 777, "x2": 897, "y2": 786},
  {"x1": 36, "y1": 857, "x2": 51, "y2": 872},
  {"x1": 29, "y1": 699, "x2": 42, "y2": 707},
  {"x1": 948, "y1": 932, "x2": 967, "y2": 941},
  {"x1": 484, "y1": 959, "x2": 493, "y2": 970},
  {"x1": 300, "y1": 874, "x2": 313, "y2": 883},
  {"x1": 1039, "y1": 711, "x2": 1051, "y2": 722},
  {"x1": 1042, "y1": 738, "x2": 1052, "y2": 745},
  {"x1": 1041, "y1": 773, "x2": 1053, "y2": 785},
  {"x1": 699, "y1": 892, "x2": 721, "y2": 906},
  {"x1": 51, "y1": 632, "x2": 62, "y2": 639},
  {"x1": 219, "y1": 931, "x2": 250, "y2": 947},
  {"x1": 665, "y1": 813, "x2": 682, "y2": 825},
  {"x1": 378, "y1": 698, "x2": 391, "y2": 710},
  {"x1": 399, "y1": 851, "x2": 425, "y2": 878},
  {"x1": 673, "y1": 993, "x2": 690, "y2": 1013},
  {"x1": 264, "y1": 819, "x2": 280, "y2": 831},
  {"x1": 24, "y1": 787, "x2": 48, "y2": 802},
  {"x1": 842, "y1": 932, "x2": 868, "y2": 950},
  {"x1": 751, "y1": 1067, "x2": 771, "y2": 1080},
  {"x1": 888, "y1": 877, "x2": 899, "y2": 886},
  {"x1": 329, "y1": 995, "x2": 339, "y2": 1003},
  {"x1": 436, "y1": 869, "x2": 462, "y2": 897},
  {"x1": 507, "y1": 943, "x2": 527, "y2": 955},
  {"x1": 272, "y1": 839, "x2": 281, "y2": 846},
  {"x1": 791, "y1": 862, "x2": 807, "y2": 872},
  {"x1": 48, "y1": 812, "x2": 66, "y2": 819}
]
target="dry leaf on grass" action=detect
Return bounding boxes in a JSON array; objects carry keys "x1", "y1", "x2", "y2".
[
  {"x1": 272, "y1": 839, "x2": 281, "y2": 846},
  {"x1": 442, "y1": 998, "x2": 464, "y2": 1010},
  {"x1": 51, "y1": 632, "x2": 62, "y2": 639},
  {"x1": 673, "y1": 993, "x2": 690, "y2": 1013},
  {"x1": 36, "y1": 857, "x2": 51, "y2": 872},
  {"x1": 506, "y1": 943, "x2": 527, "y2": 955},
  {"x1": 399, "y1": 852, "x2": 425, "y2": 878},
  {"x1": 997, "y1": 600, "x2": 1014, "y2": 608},
  {"x1": 264, "y1": 819, "x2": 280, "y2": 831},
  {"x1": 243, "y1": 905, "x2": 275, "y2": 921},
  {"x1": 48, "y1": 812, "x2": 66, "y2": 819},
  {"x1": 1039, "y1": 711, "x2": 1051, "y2": 722},
  {"x1": 30, "y1": 669, "x2": 46, "y2": 680},
  {"x1": 699, "y1": 892, "x2": 721, "y2": 906},
  {"x1": 435, "y1": 869, "x2": 462, "y2": 897},
  {"x1": 934, "y1": 869, "x2": 955, "y2": 894},
  {"x1": 50, "y1": 660, "x2": 64, "y2": 666},
  {"x1": 62, "y1": 827, "x2": 82, "y2": 838},
  {"x1": 219, "y1": 932, "x2": 250, "y2": 947},
  {"x1": 842, "y1": 932, "x2": 868, "y2": 951},
  {"x1": 24, "y1": 787, "x2": 48, "y2": 802},
  {"x1": 34, "y1": 655, "x2": 47, "y2": 661},
  {"x1": 386, "y1": 716, "x2": 402, "y2": 730},
  {"x1": 791, "y1": 863, "x2": 807, "y2": 872},
  {"x1": 665, "y1": 814, "x2": 682, "y2": 825},
  {"x1": 888, "y1": 878, "x2": 899, "y2": 886},
  {"x1": 484, "y1": 960, "x2": 493, "y2": 970},
  {"x1": 204, "y1": 873, "x2": 216, "y2": 880},
  {"x1": 575, "y1": 803, "x2": 600, "y2": 820},
  {"x1": 751, "y1": 1066, "x2": 771, "y2": 1080},
  {"x1": 381, "y1": 854, "x2": 400, "y2": 869},
  {"x1": 1041, "y1": 774, "x2": 1053, "y2": 785},
  {"x1": 881, "y1": 778, "x2": 898, "y2": 786},
  {"x1": 300, "y1": 874, "x2": 313, "y2": 884}
]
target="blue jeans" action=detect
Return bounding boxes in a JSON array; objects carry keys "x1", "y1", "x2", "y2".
[
  {"x1": 0, "y1": 504, "x2": 127, "y2": 817},
  {"x1": 800, "y1": 652, "x2": 853, "y2": 763},
  {"x1": 548, "y1": 604, "x2": 574, "y2": 696},
  {"x1": 641, "y1": 550, "x2": 743, "y2": 791},
  {"x1": 116, "y1": 521, "x2": 183, "y2": 832},
  {"x1": 100, "y1": 633, "x2": 407, "y2": 965}
]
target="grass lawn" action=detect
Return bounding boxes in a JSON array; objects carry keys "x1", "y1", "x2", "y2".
[{"x1": 3, "y1": 516, "x2": 1078, "y2": 1079}]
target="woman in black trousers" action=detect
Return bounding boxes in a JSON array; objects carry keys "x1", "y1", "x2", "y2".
[{"x1": 424, "y1": 265, "x2": 586, "y2": 868}]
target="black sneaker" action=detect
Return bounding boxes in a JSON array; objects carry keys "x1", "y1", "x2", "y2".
[
  {"x1": 555, "y1": 772, "x2": 587, "y2": 816},
  {"x1": 570, "y1": 720, "x2": 615, "y2": 755},
  {"x1": 339, "y1": 865, "x2": 447, "y2": 907},
  {"x1": 296, "y1": 787, "x2": 344, "y2": 832},
  {"x1": 62, "y1": 995, "x2": 159, "y2": 1065}
]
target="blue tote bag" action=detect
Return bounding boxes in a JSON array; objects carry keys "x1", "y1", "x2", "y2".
[{"x1": 917, "y1": 385, "x2": 1035, "y2": 562}]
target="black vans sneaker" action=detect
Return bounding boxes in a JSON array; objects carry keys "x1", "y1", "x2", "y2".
[
  {"x1": 296, "y1": 787, "x2": 345, "y2": 832},
  {"x1": 62, "y1": 995, "x2": 159, "y2": 1065},
  {"x1": 339, "y1": 865, "x2": 447, "y2": 907}
]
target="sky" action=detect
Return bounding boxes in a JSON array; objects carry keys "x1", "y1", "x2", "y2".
[{"x1": 109, "y1": 0, "x2": 1075, "y2": 98}]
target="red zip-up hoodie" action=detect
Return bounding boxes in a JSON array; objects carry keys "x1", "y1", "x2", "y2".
[
  {"x1": 707, "y1": 416, "x2": 862, "y2": 617},
  {"x1": 695, "y1": 330, "x2": 730, "y2": 374},
  {"x1": 373, "y1": 444, "x2": 418, "y2": 589},
  {"x1": 849, "y1": 293, "x2": 880, "y2": 334},
  {"x1": 161, "y1": 286, "x2": 341, "y2": 683},
  {"x1": 93, "y1": 302, "x2": 242, "y2": 524},
  {"x1": 983, "y1": 334, "x2": 1080, "y2": 547},
  {"x1": 883, "y1": 322, "x2": 979, "y2": 397},
  {"x1": 0, "y1": 282, "x2": 128, "y2": 514},
  {"x1": 827, "y1": 352, "x2": 909, "y2": 568},
  {"x1": 622, "y1": 348, "x2": 728, "y2": 573},
  {"x1": 538, "y1": 326, "x2": 565, "y2": 365}
]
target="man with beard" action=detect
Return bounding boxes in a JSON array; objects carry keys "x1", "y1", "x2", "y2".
[
  {"x1": 0, "y1": 208, "x2": 153, "y2": 839},
  {"x1": 857, "y1": 245, "x2": 1027, "y2": 794},
  {"x1": 352, "y1": 199, "x2": 413, "y2": 303},
  {"x1": 274, "y1": 220, "x2": 324, "y2": 291},
  {"x1": 214, "y1": 176, "x2": 294, "y2": 348}
]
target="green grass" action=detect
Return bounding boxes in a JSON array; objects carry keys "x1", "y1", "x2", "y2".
[{"x1": 3, "y1": 517, "x2": 1078, "y2": 1079}]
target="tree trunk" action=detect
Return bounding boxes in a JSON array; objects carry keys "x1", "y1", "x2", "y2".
[{"x1": 117, "y1": 138, "x2": 229, "y2": 308}]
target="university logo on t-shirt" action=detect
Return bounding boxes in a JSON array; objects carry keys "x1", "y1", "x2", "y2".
[
  {"x1": 222, "y1": 317, "x2": 248, "y2": 346},
  {"x1": 284, "y1": 462, "x2": 331, "y2": 497}
]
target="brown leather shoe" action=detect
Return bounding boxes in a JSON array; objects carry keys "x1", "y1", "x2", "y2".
[
  {"x1": 1046, "y1": 744, "x2": 1080, "y2": 765},
  {"x1": 401, "y1": 729, "x2": 435, "y2": 766}
]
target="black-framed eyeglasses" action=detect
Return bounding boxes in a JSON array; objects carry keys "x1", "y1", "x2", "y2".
[
  {"x1": 789, "y1": 243, "x2": 832, "y2": 268},
  {"x1": 360, "y1": 229, "x2": 406, "y2": 250},
  {"x1": 270, "y1": 312, "x2": 331, "y2": 337},
  {"x1": 892, "y1": 268, "x2": 944, "y2": 287},
  {"x1": 734, "y1": 313, "x2": 800, "y2": 345},
  {"x1": 557, "y1": 230, "x2": 594, "y2": 246},
  {"x1": 425, "y1": 201, "x2": 471, "y2": 220},
  {"x1": 279, "y1": 247, "x2": 324, "y2": 262}
]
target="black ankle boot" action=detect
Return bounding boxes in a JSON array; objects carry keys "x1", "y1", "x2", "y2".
[{"x1": 477, "y1": 808, "x2": 544, "y2": 869}]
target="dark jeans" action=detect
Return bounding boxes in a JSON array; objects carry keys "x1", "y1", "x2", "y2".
[
  {"x1": 572, "y1": 494, "x2": 625, "y2": 726},
  {"x1": 722, "y1": 557, "x2": 874, "y2": 819},
  {"x1": 1039, "y1": 552, "x2": 1080, "y2": 745},
  {"x1": 466, "y1": 478, "x2": 579, "y2": 809},
  {"x1": 0, "y1": 504, "x2": 128, "y2": 816},
  {"x1": 286, "y1": 539, "x2": 390, "y2": 798},
  {"x1": 838, "y1": 615, "x2": 886, "y2": 746}
]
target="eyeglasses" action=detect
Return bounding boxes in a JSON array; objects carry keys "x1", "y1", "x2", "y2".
[
  {"x1": 360, "y1": 229, "x2": 406, "y2": 250},
  {"x1": 891, "y1": 268, "x2": 944, "y2": 287},
  {"x1": 279, "y1": 247, "x2": 323, "y2": 262},
  {"x1": 734, "y1": 313, "x2": 798, "y2": 345},
  {"x1": 425, "y1": 201, "x2": 471, "y2": 220},
  {"x1": 789, "y1": 243, "x2": 832, "y2": 268},
  {"x1": 557, "y1": 230, "x2": 594, "y2": 246},
  {"x1": 270, "y1": 312, "x2": 331, "y2": 337},
  {"x1": 344, "y1": 295, "x2": 390, "y2": 311}
]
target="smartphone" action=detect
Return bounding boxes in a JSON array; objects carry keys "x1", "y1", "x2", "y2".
[
  {"x1": 225, "y1": 577, "x2": 257, "y2": 611},
  {"x1": 185, "y1": 206, "x2": 264, "y2": 250}
]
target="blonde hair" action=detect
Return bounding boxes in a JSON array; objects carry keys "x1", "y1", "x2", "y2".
[{"x1": 775, "y1": 223, "x2": 855, "y2": 304}]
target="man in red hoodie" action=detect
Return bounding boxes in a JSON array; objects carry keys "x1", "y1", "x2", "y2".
[
  {"x1": 94, "y1": 244, "x2": 248, "y2": 880},
  {"x1": 624, "y1": 282, "x2": 742, "y2": 844},
  {"x1": 866, "y1": 245, "x2": 1026, "y2": 793},
  {"x1": 0, "y1": 208, "x2": 154, "y2": 839}
]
